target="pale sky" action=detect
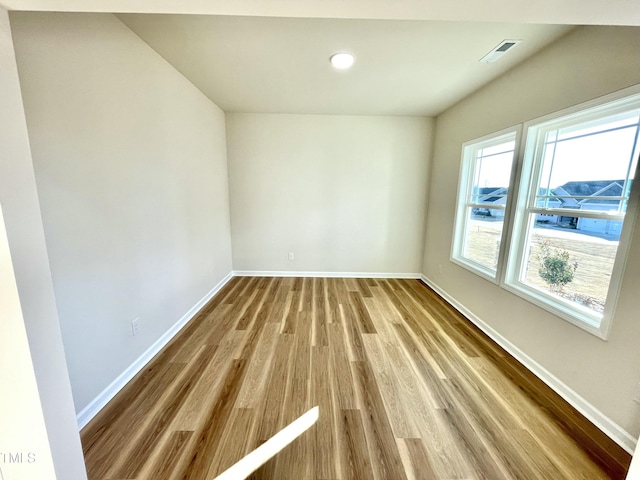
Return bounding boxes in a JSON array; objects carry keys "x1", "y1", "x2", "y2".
[
  {"x1": 542, "y1": 125, "x2": 638, "y2": 188},
  {"x1": 477, "y1": 120, "x2": 639, "y2": 189}
]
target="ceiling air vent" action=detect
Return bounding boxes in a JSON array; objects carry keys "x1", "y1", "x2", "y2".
[{"x1": 480, "y1": 39, "x2": 522, "y2": 63}]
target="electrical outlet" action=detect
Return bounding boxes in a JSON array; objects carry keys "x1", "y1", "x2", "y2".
[
  {"x1": 288, "y1": 252, "x2": 295, "y2": 261},
  {"x1": 131, "y1": 318, "x2": 140, "y2": 336}
]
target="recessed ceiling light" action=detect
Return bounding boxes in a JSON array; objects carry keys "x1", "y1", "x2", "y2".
[{"x1": 330, "y1": 52, "x2": 355, "y2": 70}]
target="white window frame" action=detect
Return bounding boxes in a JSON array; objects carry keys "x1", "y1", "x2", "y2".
[
  {"x1": 451, "y1": 127, "x2": 520, "y2": 283},
  {"x1": 504, "y1": 86, "x2": 640, "y2": 339}
]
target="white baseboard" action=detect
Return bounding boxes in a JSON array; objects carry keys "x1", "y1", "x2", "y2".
[
  {"x1": 420, "y1": 274, "x2": 637, "y2": 455},
  {"x1": 233, "y1": 270, "x2": 421, "y2": 279},
  {"x1": 76, "y1": 272, "x2": 233, "y2": 430}
]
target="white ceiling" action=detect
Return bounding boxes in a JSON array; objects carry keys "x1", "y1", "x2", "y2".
[
  {"x1": 117, "y1": 15, "x2": 571, "y2": 116},
  {"x1": 3, "y1": 0, "x2": 640, "y2": 25},
  {"x1": 4, "y1": 0, "x2": 639, "y2": 116}
]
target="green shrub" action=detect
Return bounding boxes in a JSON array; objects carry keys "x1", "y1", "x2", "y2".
[{"x1": 537, "y1": 240, "x2": 578, "y2": 293}]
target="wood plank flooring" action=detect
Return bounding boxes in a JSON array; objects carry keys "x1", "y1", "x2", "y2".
[{"x1": 81, "y1": 277, "x2": 630, "y2": 479}]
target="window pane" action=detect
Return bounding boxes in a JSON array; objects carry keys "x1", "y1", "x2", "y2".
[
  {"x1": 453, "y1": 130, "x2": 517, "y2": 280},
  {"x1": 537, "y1": 117, "x2": 639, "y2": 215},
  {"x1": 473, "y1": 144, "x2": 514, "y2": 192},
  {"x1": 548, "y1": 126, "x2": 636, "y2": 188},
  {"x1": 520, "y1": 218, "x2": 620, "y2": 315},
  {"x1": 480, "y1": 140, "x2": 516, "y2": 157},
  {"x1": 555, "y1": 112, "x2": 639, "y2": 141},
  {"x1": 462, "y1": 208, "x2": 505, "y2": 271}
]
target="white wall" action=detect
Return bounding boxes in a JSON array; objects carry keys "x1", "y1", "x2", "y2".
[
  {"x1": 227, "y1": 113, "x2": 433, "y2": 274},
  {"x1": 0, "y1": 206, "x2": 56, "y2": 480},
  {"x1": 423, "y1": 25, "x2": 640, "y2": 439},
  {"x1": 0, "y1": 7, "x2": 86, "y2": 479},
  {"x1": 628, "y1": 440, "x2": 640, "y2": 480},
  {"x1": 10, "y1": 12, "x2": 233, "y2": 413}
]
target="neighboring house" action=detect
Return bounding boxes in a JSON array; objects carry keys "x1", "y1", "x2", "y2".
[
  {"x1": 535, "y1": 187, "x2": 565, "y2": 223},
  {"x1": 475, "y1": 180, "x2": 629, "y2": 237},
  {"x1": 472, "y1": 186, "x2": 508, "y2": 218},
  {"x1": 541, "y1": 186, "x2": 577, "y2": 226},
  {"x1": 538, "y1": 180, "x2": 630, "y2": 236},
  {"x1": 571, "y1": 181, "x2": 627, "y2": 235}
]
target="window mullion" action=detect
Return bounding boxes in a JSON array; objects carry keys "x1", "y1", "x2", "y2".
[
  {"x1": 526, "y1": 207, "x2": 625, "y2": 221},
  {"x1": 621, "y1": 122, "x2": 640, "y2": 213},
  {"x1": 543, "y1": 130, "x2": 558, "y2": 210},
  {"x1": 467, "y1": 203, "x2": 507, "y2": 210}
]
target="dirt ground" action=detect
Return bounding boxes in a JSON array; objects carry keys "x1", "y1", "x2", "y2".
[{"x1": 464, "y1": 218, "x2": 619, "y2": 313}]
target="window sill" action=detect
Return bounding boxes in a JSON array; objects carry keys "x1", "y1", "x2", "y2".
[
  {"x1": 450, "y1": 255, "x2": 499, "y2": 284},
  {"x1": 501, "y1": 279, "x2": 608, "y2": 340}
]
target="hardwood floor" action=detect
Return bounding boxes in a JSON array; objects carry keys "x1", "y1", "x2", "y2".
[{"x1": 81, "y1": 277, "x2": 630, "y2": 479}]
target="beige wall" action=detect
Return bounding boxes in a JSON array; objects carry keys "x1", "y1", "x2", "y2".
[
  {"x1": 227, "y1": 113, "x2": 433, "y2": 274},
  {"x1": 11, "y1": 12, "x2": 233, "y2": 413},
  {"x1": 423, "y1": 25, "x2": 640, "y2": 437},
  {"x1": 0, "y1": 7, "x2": 87, "y2": 479}
]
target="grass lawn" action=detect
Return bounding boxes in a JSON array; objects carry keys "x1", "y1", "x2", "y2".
[{"x1": 465, "y1": 219, "x2": 619, "y2": 313}]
